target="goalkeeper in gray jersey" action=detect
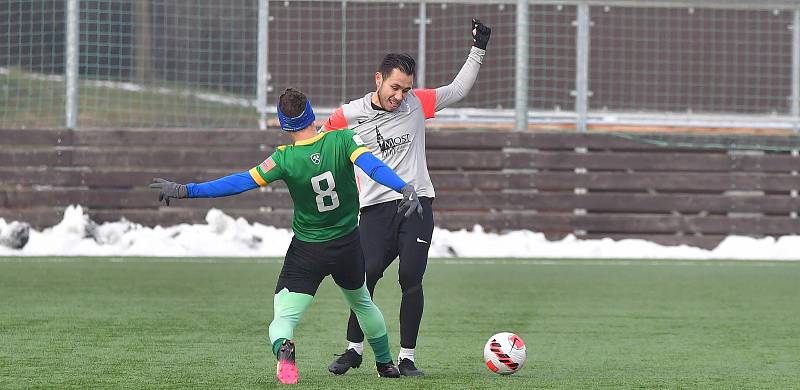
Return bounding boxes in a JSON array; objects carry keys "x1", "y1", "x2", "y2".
[{"x1": 324, "y1": 18, "x2": 491, "y2": 376}]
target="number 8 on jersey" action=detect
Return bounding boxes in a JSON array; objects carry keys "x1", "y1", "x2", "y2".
[
  {"x1": 248, "y1": 130, "x2": 371, "y2": 243},
  {"x1": 311, "y1": 171, "x2": 340, "y2": 212}
]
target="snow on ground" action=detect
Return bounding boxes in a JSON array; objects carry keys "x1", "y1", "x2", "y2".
[{"x1": 1, "y1": 205, "x2": 798, "y2": 260}]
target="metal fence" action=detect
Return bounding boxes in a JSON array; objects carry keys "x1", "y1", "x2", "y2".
[{"x1": 1, "y1": 0, "x2": 799, "y2": 131}]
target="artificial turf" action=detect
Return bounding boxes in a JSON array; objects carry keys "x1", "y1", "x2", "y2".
[{"x1": 1, "y1": 258, "x2": 798, "y2": 389}]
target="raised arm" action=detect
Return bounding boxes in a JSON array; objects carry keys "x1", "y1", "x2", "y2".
[{"x1": 424, "y1": 19, "x2": 492, "y2": 113}]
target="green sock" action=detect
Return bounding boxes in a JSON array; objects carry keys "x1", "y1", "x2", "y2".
[
  {"x1": 272, "y1": 338, "x2": 287, "y2": 357},
  {"x1": 268, "y1": 288, "x2": 314, "y2": 358},
  {"x1": 367, "y1": 333, "x2": 392, "y2": 364},
  {"x1": 340, "y1": 284, "x2": 388, "y2": 338},
  {"x1": 340, "y1": 284, "x2": 393, "y2": 364}
]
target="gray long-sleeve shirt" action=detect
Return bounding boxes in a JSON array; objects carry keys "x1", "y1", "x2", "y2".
[{"x1": 323, "y1": 46, "x2": 486, "y2": 208}]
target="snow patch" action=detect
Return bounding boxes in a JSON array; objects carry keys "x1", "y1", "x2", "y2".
[{"x1": 0, "y1": 206, "x2": 798, "y2": 260}]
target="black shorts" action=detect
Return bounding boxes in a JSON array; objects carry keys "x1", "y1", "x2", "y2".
[
  {"x1": 275, "y1": 228, "x2": 366, "y2": 295},
  {"x1": 358, "y1": 197, "x2": 434, "y2": 286}
]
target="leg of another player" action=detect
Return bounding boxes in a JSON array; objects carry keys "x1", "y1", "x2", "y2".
[
  {"x1": 329, "y1": 226, "x2": 400, "y2": 378},
  {"x1": 339, "y1": 204, "x2": 398, "y2": 365},
  {"x1": 269, "y1": 288, "x2": 314, "y2": 384},
  {"x1": 395, "y1": 197, "x2": 434, "y2": 376},
  {"x1": 343, "y1": 256, "x2": 387, "y2": 346},
  {"x1": 339, "y1": 284, "x2": 399, "y2": 378}
]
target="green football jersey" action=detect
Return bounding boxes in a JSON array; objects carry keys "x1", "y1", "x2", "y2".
[{"x1": 248, "y1": 130, "x2": 370, "y2": 243}]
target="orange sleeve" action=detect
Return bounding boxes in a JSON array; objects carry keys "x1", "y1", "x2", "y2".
[
  {"x1": 415, "y1": 89, "x2": 437, "y2": 119},
  {"x1": 323, "y1": 107, "x2": 348, "y2": 131}
]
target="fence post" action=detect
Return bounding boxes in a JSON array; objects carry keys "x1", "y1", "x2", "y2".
[
  {"x1": 515, "y1": 0, "x2": 529, "y2": 132},
  {"x1": 341, "y1": 1, "x2": 347, "y2": 103},
  {"x1": 134, "y1": 0, "x2": 152, "y2": 82},
  {"x1": 574, "y1": 2, "x2": 590, "y2": 133},
  {"x1": 416, "y1": 0, "x2": 428, "y2": 88},
  {"x1": 257, "y1": 0, "x2": 269, "y2": 130},
  {"x1": 792, "y1": 8, "x2": 800, "y2": 132},
  {"x1": 65, "y1": 0, "x2": 79, "y2": 129}
]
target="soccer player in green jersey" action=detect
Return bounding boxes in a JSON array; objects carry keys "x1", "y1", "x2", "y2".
[{"x1": 149, "y1": 88, "x2": 423, "y2": 384}]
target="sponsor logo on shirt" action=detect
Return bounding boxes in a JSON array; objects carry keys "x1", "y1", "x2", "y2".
[{"x1": 375, "y1": 126, "x2": 410, "y2": 157}]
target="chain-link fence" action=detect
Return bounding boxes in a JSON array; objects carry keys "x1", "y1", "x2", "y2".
[{"x1": 2, "y1": 0, "x2": 799, "y2": 132}]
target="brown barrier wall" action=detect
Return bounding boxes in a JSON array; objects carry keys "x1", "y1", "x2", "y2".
[{"x1": 2, "y1": 128, "x2": 799, "y2": 249}]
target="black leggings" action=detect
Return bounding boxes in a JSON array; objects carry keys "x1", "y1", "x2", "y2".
[{"x1": 346, "y1": 197, "x2": 434, "y2": 349}]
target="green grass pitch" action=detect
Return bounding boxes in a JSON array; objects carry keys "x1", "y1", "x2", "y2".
[{"x1": 1, "y1": 258, "x2": 798, "y2": 389}]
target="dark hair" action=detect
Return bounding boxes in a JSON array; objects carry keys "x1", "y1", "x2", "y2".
[
  {"x1": 278, "y1": 88, "x2": 307, "y2": 117},
  {"x1": 379, "y1": 53, "x2": 415, "y2": 79}
]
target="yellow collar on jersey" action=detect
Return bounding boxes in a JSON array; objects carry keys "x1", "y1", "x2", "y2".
[{"x1": 292, "y1": 131, "x2": 327, "y2": 146}]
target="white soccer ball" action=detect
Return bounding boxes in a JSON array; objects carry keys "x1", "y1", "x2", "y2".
[{"x1": 483, "y1": 332, "x2": 527, "y2": 375}]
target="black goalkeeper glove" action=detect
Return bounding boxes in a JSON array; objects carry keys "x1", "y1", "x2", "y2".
[
  {"x1": 472, "y1": 18, "x2": 491, "y2": 50},
  {"x1": 397, "y1": 184, "x2": 423, "y2": 219},
  {"x1": 149, "y1": 178, "x2": 188, "y2": 206}
]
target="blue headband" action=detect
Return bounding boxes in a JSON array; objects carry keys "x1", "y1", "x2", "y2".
[{"x1": 277, "y1": 100, "x2": 315, "y2": 132}]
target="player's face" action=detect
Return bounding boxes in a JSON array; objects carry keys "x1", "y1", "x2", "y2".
[{"x1": 374, "y1": 68, "x2": 413, "y2": 112}]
